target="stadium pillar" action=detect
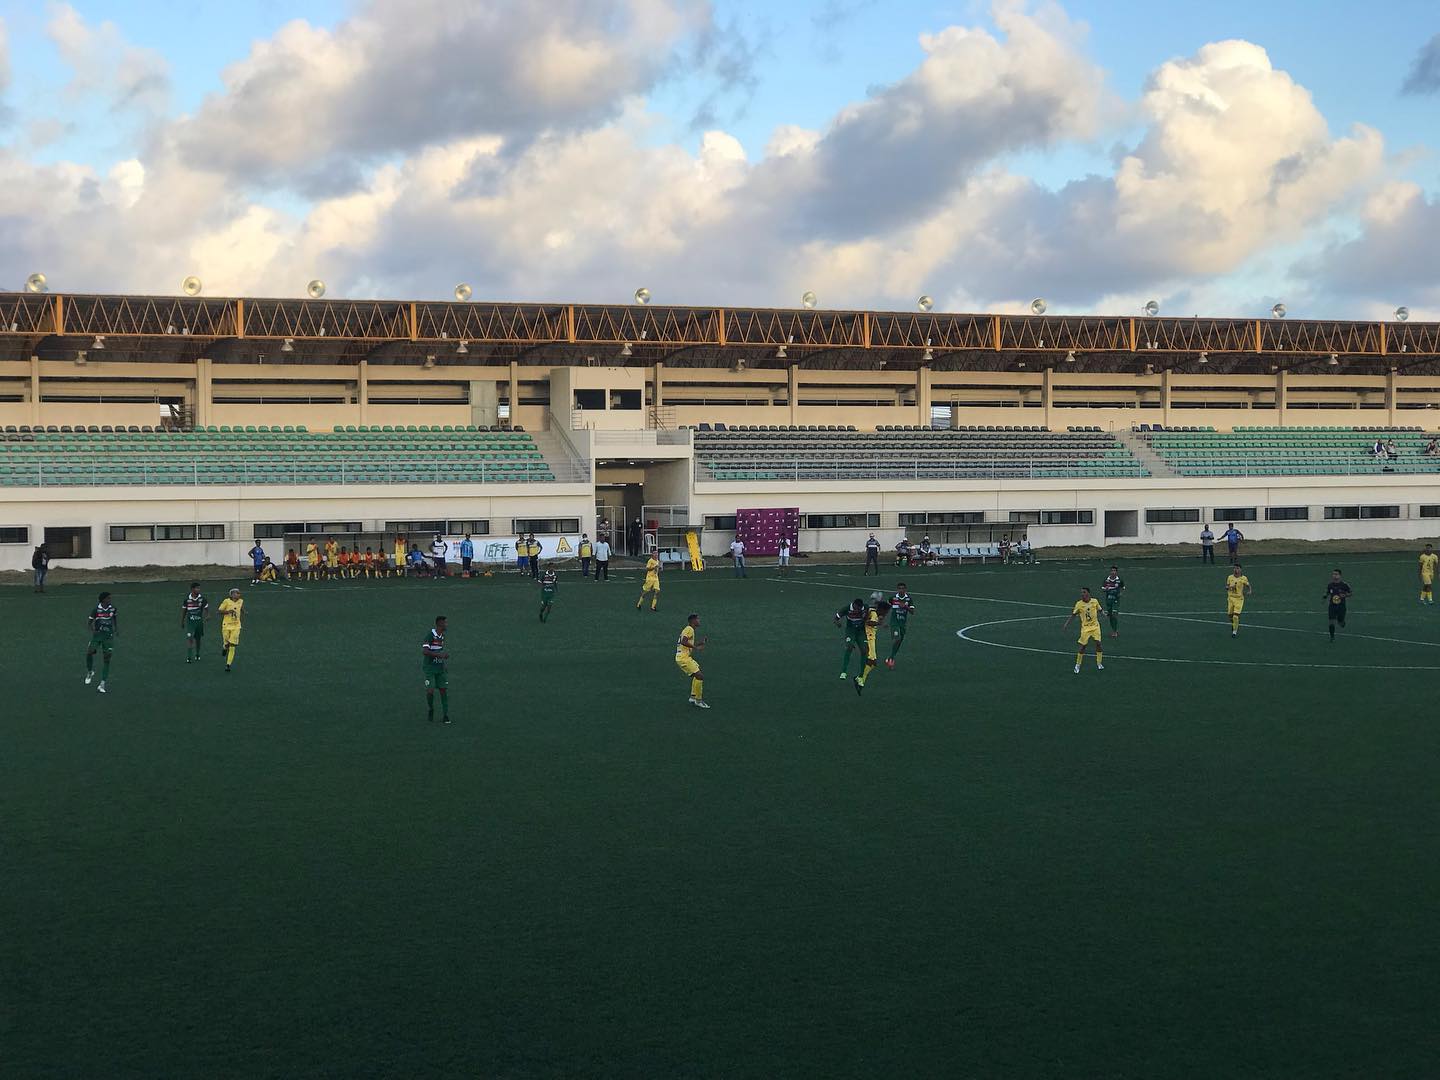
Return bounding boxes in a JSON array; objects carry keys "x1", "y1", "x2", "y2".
[
  {"x1": 1159, "y1": 368, "x2": 1172, "y2": 426},
  {"x1": 787, "y1": 364, "x2": 798, "y2": 426},
  {"x1": 1275, "y1": 369, "x2": 1288, "y2": 426},
  {"x1": 1386, "y1": 368, "x2": 1397, "y2": 427},
  {"x1": 195, "y1": 357, "x2": 212, "y2": 428},
  {"x1": 358, "y1": 360, "x2": 369, "y2": 425},
  {"x1": 508, "y1": 361, "x2": 519, "y2": 428},
  {"x1": 1041, "y1": 367, "x2": 1053, "y2": 429},
  {"x1": 653, "y1": 362, "x2": 664, "y2": 409},
  {"x1": 917, "y1": 366, "x2": 932, "y2": 427},
  {"x1": 29, "y1": 355, "x2": 40, "y2": 425}
]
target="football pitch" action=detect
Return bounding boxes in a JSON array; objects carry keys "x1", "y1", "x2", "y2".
[{"x1": 6, "y1": 551, "x2": 1439, "y2": 1078}]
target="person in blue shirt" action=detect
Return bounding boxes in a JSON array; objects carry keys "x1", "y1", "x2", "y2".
[
  {"x1": 248, "y1": 542, "x2": 266, "y2": 585},
  {"x1": 408, "y1": 545, "x2": 428, "y2": 577},
  {"x1": 1223, "y1": 523, "x2": 1244, "y2": 559},
  {"x1": 459, "y1": 534, "x2": 475, "y2": 577}
]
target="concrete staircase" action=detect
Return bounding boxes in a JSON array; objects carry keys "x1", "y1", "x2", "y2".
[
  {"x1": 1114, "y1": 430, "x2": 1175, "y2": 478},
  {"x1": 528, "y1": 430, "x2": 591, "y2": 482}
]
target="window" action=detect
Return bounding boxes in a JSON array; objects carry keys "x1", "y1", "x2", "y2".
[
  {"x1": 1212, "y1": 508, "x2": 1257, "y2": 522},
  {"x1": 310, "y1": 522, "x2": 361, "y2": 533},
  {"x1": 513, "y1": 518, "x2": 581, "y2": 534},
  {"x1": 1266, "y1": 507, "x2": 1309, "y2": 521},
  {"x1": 45, "y1": 527, "x2": 92, "y2": 558},
  {"x1": 900, "y1": 512, "x2": 985, "y2": 526},
  {"x1": 574, "y1": 389, "x2": 606, "y2": 410},
  {"x1": 1040, "y1": 510, "x2": 1095, "y2": 525},
  {"x1": 705, "y1": 515, "x2": 737, "y2": 531},
  {"x1": 111, "y1": 524, "x2": 225, "y2": 542},
  {"x1": 1420, "y1": 506, "x2": 1440, "y2": 519},
  {"x1": 1146, "y1": 509, "x2": 1201, "y2": 524},
  {"x1": 447, "y1": 520, "x2": 490, "y2": 535},
  {"x1": 806, "y1": 513, "x2": 881, "y2": 529},
  {"x1": 610, "y1": 389, "x2": 642, "y2": 411},
  {"x1": 255, "y1": 523, "x2": 306, "y2": 539},
  {"x1": 1324, "y1": 507, "x2": 1359, "y2": 520},
  {"x1": 1361, "y1": 505, "x2": 1401, "y2": 519},
  {"x1": 386, "y1": 520, "x2": 446, "y2": 534},
  {"x1": 0, "y1": 526, "x2": 29, "y2": 544}
]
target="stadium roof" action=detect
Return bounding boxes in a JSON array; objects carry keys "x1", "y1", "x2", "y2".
[{"x1": 2, "y1": 292, "x2": 1438, "y2": 375}]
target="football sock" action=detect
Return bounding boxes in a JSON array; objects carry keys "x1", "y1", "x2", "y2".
[
  {"x1": 1096, "y1": 650, "x2": 1103, "y2": 665},
  {"x1": 890, "y1": 635, "x2": 904, "y2": 659},
  {"x1": 1231, "y1": 615, "x2": 1239, "y2": 632},
  {"x1": 85, "y1": 652, "x2": 94, "y2": 673},
  {"x1": 1075, "y1": 651, "x2": 1084, "y2": 667},
  {"x1": 1108, "y1": 613, "x2": 1118, "y2": 631},
  {"x1": 650, "y1": 599, "x2": 657, "y2": 611},
  {"x1": 225, "y1": 645, "x2": 236, "y2": 666},
  {"x1": 439, "y1": 689, "x2": 448, "y2": 717},
  {"x1": 101, "y1": 655, "x2": 111, "y2": 679},
  {"x1": 840, "y1": 648, "x2": 852, "y2": 674},
  {"x1": 636, "y1": 597, "x2": 643, "y2": 608},
  {"x1": 690, "y1": 677, "x2": 703, "y2": 700},
  {"x1": 1329, "y1": 623, "x2": 1336, "y2": 640}
]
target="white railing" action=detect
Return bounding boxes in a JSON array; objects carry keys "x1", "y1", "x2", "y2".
[
  {"x1": 1, "y1": 458, "x2": 590, "y2": 486},
  {"x1": 592, "y1": 429, "x2": 691, "y2": 446}
]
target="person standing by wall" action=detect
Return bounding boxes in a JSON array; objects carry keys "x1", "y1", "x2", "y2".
[
  {"x1": 593, "y1": 536, "x2": 611, "y2": 581},
  {"x1": 1223, "y1": 522, "x2": 1244, "y2": 561},
  {"x1": 527, "y1": 534, "x2": 542, "y2": 579},
  {"x1": 32, "y1": 543, "x2": 50, "y2": 593},
  {"x1": 729, "y1": 537, "x2": 747, "y2": 577},
  {"x1": 459, "y1": 534, "x2": 474, "y2": 577},
  {"x1": 430, "y1": 534, "x2": 449, "y2": 578},
  {"x1": 578, "y1": 533, "x2": 593, "y2": 577},
  {"x1": 1199, "y1": 523, "x2": 1215, "y2": 564},
  {"x1": 864, "y1": 533, "x2": 880, "y2": 575},
  {"x1": 778, "y1": 537, "x2": 791, "y2": 576}
]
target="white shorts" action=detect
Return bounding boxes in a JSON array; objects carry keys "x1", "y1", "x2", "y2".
[{"x1": 778, "y1": 553, "x2": 790, "y2": 564}]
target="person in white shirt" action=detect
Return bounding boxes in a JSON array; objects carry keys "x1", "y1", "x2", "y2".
[
  {"x1": 777, "y1": 538, "x2": 791, "y2": 576},
  {"x1": 1018, "y1": 535, "x2": 1034, "y2": 564},
  {"x1": 592, "y1": 538, "x2": 611, "y2": 581},
  {"x1": 429, "y1": 534, "x2": 448, "y2": 577},
  {"x1": 729, "y1": 538, "x2": 746, "y2": 577}
]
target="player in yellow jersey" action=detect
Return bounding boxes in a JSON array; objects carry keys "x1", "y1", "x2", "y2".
[
  {"x1": 636, "y1": 554, "x2": 661, "y2": 612},
  {"x1": 305, "y1": 541, "x2": 321, "y2": 580},
  {"x1": 217, "y1": 587, "x2": 245, "y2": 672},
  {"x1": 393, "y1": 535, "x2": 408, "y2": 578},
  {"x1": 1062, "y1": 586, "x2": 1104, "y2": 673},
  {"x1": 324, "y1": 536, "x2": 340, "y2": 580},
  {"x1": 854, "y1": 597, "x2": 890, "y2": 695},
  {"x1": 675, "y1": 613, "x2": 710, "y2": 709},
  {"x1": 1225, "y1": 563, "x2": 1252, "y2": 637},
  {"x1": 1420, "y1": 543, "x2": 1437, "y2": 605}
]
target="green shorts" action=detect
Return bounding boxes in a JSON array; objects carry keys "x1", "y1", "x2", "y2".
[
  {"x1": 845, "y1": 628, "x2": 866, "y2": 647},
  {"x1": 186, "y1": 618, "x2": 205, "y2": 639},
  {"x1": 89, "y1": 633, "x2": 115, "y2": 652},
  {"x1": 891, "y1": 616, "x2": 908, "y2": 635},
  {"x1": 423, "y1": 668, "x2": 449, "y2": 691},
  {"x1": 1105, "y1": 596, "x2": 1121, "y2": 613},
  {"x1": 541, "y1": 589, "x2": 557, "y2": 603}
]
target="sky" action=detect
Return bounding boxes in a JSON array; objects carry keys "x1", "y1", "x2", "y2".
[{"x1": 2, "y1": 0, "x2": 1439, "y2": 319}]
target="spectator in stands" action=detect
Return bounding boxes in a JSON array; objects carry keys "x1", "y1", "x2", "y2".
[
  {"x1": 864, "y1": 533, "x2": 880, "y2": 575},
  {"x1": 527, "y1": 534, "x2": 542, "y2": 579},
  {"x1": 1385, "y1": 439, "x2": 1400, "y2": 460},
  {"x1": 579, "y1": 533, "x2": 593, "y2": 577},
  {"x1": 1223, "y1": 523, "x2": 1244, "y2": 560},
  {"x1": 1425, "y1": 436, "x2": 1439, "y2": 457},
  {"x1": 1200, "y1": 524, "x2": 1215, "y2": 564},
  {"x1": 593, "y1": 535, "x2": 611, "y2": 580},
  {"x1": 31, "y1": 543, "x2": 50, "y2": 593},
  {"x1": 459, "y1": 534, "x2": 474, "y2": 577},
  {"x1": 1372, "y1": 439, "x2": 1387, "y2": 459},
  {"x1": 730, "y1": 537, "x2": 747, "y2": 577},
  {"x1": 430, "y1": 534, "x2": 449, "y2": 577},
  {"x1": 895, "y1": 537, "x2": 911, "y2": 566}
]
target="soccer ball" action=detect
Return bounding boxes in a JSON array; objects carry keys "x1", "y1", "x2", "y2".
[{"x1": 869, "y1": 591, "x2": 886, "y2": 603}]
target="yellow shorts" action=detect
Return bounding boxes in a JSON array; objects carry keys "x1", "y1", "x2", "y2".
[
  {"x1": 1423, "y1": 576, "x2": 1433, "y2": 587},
  {"x1": 222, "y1": 625, "x2": 242, "y2": 646},
  {"x1": 644, "y1": 575, "x2": 660, "y2": 592},
  {"x1": 1227, "y1": 599, "x2": 1244, "y2": 616},
  {"x1": 676, "y1": 656, "x2": 700, "y2": 677},
  {"x1": 1078, "y1": 626, "x2": 1101, "y2": 645}
]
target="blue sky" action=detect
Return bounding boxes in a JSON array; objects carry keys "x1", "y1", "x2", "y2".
[{"x1": 3, "y1": 0, "x2": 1439, "y2": 316}]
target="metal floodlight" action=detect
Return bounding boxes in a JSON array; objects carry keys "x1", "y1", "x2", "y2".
[
  {"x1": 922, "y1": 347, "x2": 934, "y2": 362},
  {"x1": 75, "y1": 350, "x2": 87, "y2": 365},
  {"x1": 182, "y1": 276, "x2": 203, "y2": 296},
  {"x1": 25, "y1": 272, "x2": 48, "y2": 293},
  {"x1": 1395, "y1": 306, "x2": 1409, "y2": 322},
  {"x1": 775, "y1": 344, "x2": 787, "y2": 359},
  {"x1": 1030, "y1": 298, "x2": 1047, "y2": 315},
  {"x1": 634, "y1": 287, "x2": 651, "y2": 305},
  {"x1": 423, "y1": 355, "x2": 436, "y2": 369},
  {"x1": 1270, "y1": 302, "x2": 1287, "y2": 319},
  {"x1": 454, "y1": 283, "x2": 473, "y2": 302},
  {"x1": 281, "y1": 338, "x2": 294, "y2": 352},
  {"x1": 917, "y1": 295, "x2": 933, "y2": 312},
  {"x1": 1064, "y1": 350, "x2": 1076, "y2": 363},
  {"x1": 456, "y1": 340, "x2": 469, "y2": 354},
  {"x1": 1328, "y1": 353, "x2": 1339, "y2": 366},
  {"x1": 801, "y1": 291, "x2": 817, "y2": 309},
  {"x1": 1142, "y1": 299, "x2": 1160, "y2": 317},
  {"x1": 1198, "y1": 352, "x2": 1209, "y2": 364},
  {"x1": 92, "y1": 335, "x2": 105, "y2": 350},
  {"x1": 306, "y1": 279, "x2": 326, "y2": 299},
  {"x1": 620, "y1": 342, "x2": 633, "y2": 357}
]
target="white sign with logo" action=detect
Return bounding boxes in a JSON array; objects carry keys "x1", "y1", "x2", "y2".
[{"x1": 476, "y1": 535, "x2": 582, "y2": 565}]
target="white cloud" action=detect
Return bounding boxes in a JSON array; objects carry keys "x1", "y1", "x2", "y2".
[{"x1": 46, "y1": 2, "x2": 169, "y2": 115}]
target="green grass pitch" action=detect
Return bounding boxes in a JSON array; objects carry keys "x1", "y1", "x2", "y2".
[{"x1": 5, "y1": 552, "x2": 1439, "y2": 1077}]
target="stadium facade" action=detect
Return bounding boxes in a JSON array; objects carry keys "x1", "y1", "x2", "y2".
[{"x1": 3, "y1": 291, "x2": 1439, "y2": 569}]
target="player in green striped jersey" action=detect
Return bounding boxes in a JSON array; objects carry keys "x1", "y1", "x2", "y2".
[
  {"x1": 181, "y1": 583, "x2": 209, "y2": 663},
  {"x1": 885, "y1": 584, "x2": 916, "y2": 669},
  {"x1": 1101, "y1": 567, "x2": 1125, "y2": 638},
  {"x1": 84, "y1": 591, "x2": 118, "y2": 693}
]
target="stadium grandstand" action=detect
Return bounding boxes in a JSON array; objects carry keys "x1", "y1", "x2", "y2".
[{"x1": 3, "y1": 289, "x2": 1440, "y2": 568}]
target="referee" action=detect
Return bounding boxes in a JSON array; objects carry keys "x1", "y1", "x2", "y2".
[{"x1": 1323, "y1": 569, "x2": 1352, "y2": 642}]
